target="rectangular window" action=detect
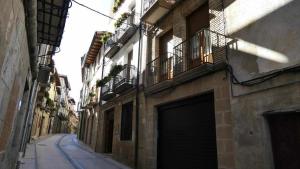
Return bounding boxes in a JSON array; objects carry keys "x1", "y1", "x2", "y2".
[{"x1": 120, "y1": 101, "x2": 133, "y2": 140}]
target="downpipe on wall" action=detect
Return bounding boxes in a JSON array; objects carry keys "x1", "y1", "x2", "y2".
[
  {"x1": 134, "y1": 22, "x2": 143, "y2": 169},
  {"x1": 24, "y1": 0, "x2": 38, "y2": 79}
]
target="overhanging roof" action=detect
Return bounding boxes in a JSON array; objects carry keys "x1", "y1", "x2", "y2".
[
  {"x1": 83, "y1": 31, "x2": 107, "y2": 67},
  {"x1": 37, "y1": 0, "x2": 71, "y2": 47}
]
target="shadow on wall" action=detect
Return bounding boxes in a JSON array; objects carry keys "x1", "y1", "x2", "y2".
[{"x1": 227, "y1": 0, "x2": 300, "y2": 78}]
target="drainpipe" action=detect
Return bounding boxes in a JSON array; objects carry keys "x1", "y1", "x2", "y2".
[
  {"x1": 99, "y1": 45, "x2": 106, "y2": 105},
  {"x1": 134, "y1": 22, "x2": 143, "y2": 169},
  {"x1": 24, "y1": 0, "x2": 38, "y2": 80}
]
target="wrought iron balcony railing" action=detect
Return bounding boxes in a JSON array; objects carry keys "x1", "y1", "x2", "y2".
[
  {"x1": 173, "y1": 28, "x2": 227, "y2": 75},
  {"x1": 114, "y1": 64, "x2": 137, "y2": 93},
  {"x1": 115, "y1": 13, "x2": 137, "y2": 45},
  {"x1": 147, "y1": 53, "x2": 174, "y2": 86},
  {"x1": 105, "y1": 14, "x2": 137, "y2": 58},
  {"x1": 104, "y1": 34, "x2": 119, "y2": 58},
  {"x1": 101, "y1": 79, "x2": 116, "y2": 101},
  {"x1": 147, "y1": 29, "x2": 227, "y2": 87}
]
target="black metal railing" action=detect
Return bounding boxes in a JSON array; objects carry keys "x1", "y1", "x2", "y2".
[
  {"x1": 147, "y1": 53, "x2": 174, "y2": 86},
  {"x1": 173, "y1": 28, "x2": 227, "y2": 75},
  {"x1": 104, "y1": 34, "x2": 118, "y2": 54},
  {"x1": 115, "y1": 13, "x2": 136, "y2": 40},
  {"x1": 114, "y1": 64, "x2": 137, "y2": 91},
  {"x1": 147, "y1": 29, "x2": 227, "y2": 86},
  {"x1": 102, "y1": 78, "x2": 115, "y2": 95}
]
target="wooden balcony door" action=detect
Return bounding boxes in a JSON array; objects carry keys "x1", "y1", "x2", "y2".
[
  {"x1": 159, "y1": 30, "x2": 173, "y2": 81},
  {"x1": 187, "y1": 2, "x2": 210, "y2": 69}
]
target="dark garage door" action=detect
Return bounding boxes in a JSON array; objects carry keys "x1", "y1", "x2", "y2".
[{"x1": 157, "y1": 92, "x2": 218, "y2": 169}]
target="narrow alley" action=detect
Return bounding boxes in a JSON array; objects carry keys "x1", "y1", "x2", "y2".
[
  {"x1": 1, "y1": 0, "x2": 300, "y2": 169},
  {"x1": 20, "y1": 134, "x2": 131, "y2": 169}
]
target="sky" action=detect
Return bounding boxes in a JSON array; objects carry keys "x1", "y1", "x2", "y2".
[{"x1": 53, "y1": 0, "x2": 112, "y2": 107}]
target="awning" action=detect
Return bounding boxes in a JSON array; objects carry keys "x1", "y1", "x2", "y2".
[{"x1": 37, "y1": 0, "x2": 71, "y2": 47}]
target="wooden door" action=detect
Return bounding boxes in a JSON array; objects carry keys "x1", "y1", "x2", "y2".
[
  {"x1": 268, "y1": 113, "x2": 300, "y2": 169},
  {"x1": 187, "y1": 2, "x2": 210, "y2": 69},
  {"x1": 159, "y1": 30, "x2": 173, "y2": 81},
  {"x1": 105, "y1": 109, "x2": 114, "y2": 153}
]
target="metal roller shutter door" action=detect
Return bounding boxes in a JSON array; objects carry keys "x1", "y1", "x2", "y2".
[{"x1": 157, "y1": 92, "x2": 218, "y2": 169}]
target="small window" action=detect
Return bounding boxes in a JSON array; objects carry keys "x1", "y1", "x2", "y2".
[{"x1": 120, "y1": 101, "x2": 133, "y2": 140}]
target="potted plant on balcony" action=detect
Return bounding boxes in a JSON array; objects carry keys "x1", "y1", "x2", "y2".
[
  {"x1": 89, "y1": 92, "x2": 96, "y2": 97},
  {"x1": 114, "y1": 12, "x2": 130, "y2": 28},
  {"x1": 109, "y1": 65, "x2": 124, "y2": 77},
  {"x1": 100, "y1": 32, "x2": 112, "y2": 44},
  {"x1": 112, "y1": 0, "x2": 124, "y2": 13},
  {"x1": 96, "y1": 76, "x2": 111, "y2": 87}
]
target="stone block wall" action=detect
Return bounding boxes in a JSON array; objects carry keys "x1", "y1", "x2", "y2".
[
  {"x1": 139, "y1": 0, "x2": 235, "y2": 168},
  {"x1": 229, "y1": 70, "x2": 300, "y2": 169},
  {"x1": 139, "y1": 71, "x2": 234, "y2": 169},
  {"x1": 224, "y1": 0, "x2": 300, "y2": 168},
  {"x1": 0, "y1": 0, "x2": 32, "y2": 168},
  {"x1": 95, "y1": 91, "x2": 137, "y2": 168}
]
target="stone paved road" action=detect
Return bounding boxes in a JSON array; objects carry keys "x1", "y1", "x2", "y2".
[{"x1": 19, "y1": 134, "x2": 132, "y2": 169}]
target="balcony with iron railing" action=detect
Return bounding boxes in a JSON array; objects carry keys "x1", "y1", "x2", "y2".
[
  {"x1": 105, "y1": 14, "x2": 137, "y2": 58},
  {"x1": 142, "y1": 0, "x2": 180, "y2": 24},
  {"x1": 115, "y1": 13, "x2": 137, "y2": 45},
  {"x1": 147, "y1": 52, "x2": 174, "y2": 86},
  {"x1": 114, "y1": 64, "x2": 137, "y2": 93},
  {"x1": 38, "y1": 56, "x2": 53, "y2": 86},
  {"x1": 146, "y1": 28, "x2": 227, "y2": 93},
  {"x1": 104, "y1": 34, "x2": 120, "y2": 58},
  {"x1": 101, "y1": 78, "x2": 116, "y2": 101}
]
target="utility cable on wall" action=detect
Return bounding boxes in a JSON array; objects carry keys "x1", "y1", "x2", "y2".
[{"x1": 226, "y1": 64, "x2": 300, "y2": 86}]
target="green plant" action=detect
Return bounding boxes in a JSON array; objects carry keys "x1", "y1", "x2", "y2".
[
  {"x1": 97, "y1": 76, "x2": 112, "y2": 87},
  {"x1": 44, "y1": 92, "x2": 49, "y2": 98},
  {"x1": 100, "y1": 32, "x2": 112, "y2": 44},
  {"x1": 109, "y1": 65, "x2": 124, "y2": 77},
  {"x1": 46, "y1": 98, "x2": 55, "y2": 108},
  {"x1": 114, "y1": 12, "x2": 130, "y2": 28},
  {"x1": 89, "y1": 92, "x2": 96, "y2": 97},
  {"x1": 95, "y1": 65, "x2": 124, "y2": 88},
  {"x1": 112, "y1": 0, "x2": 124, "y2": 13}
]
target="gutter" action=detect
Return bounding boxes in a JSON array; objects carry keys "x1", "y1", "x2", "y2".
[
  {"x1": 24, "y1": 0, "x2": 38, "y2": 79},
  {"x1": 134, "y1": 22, "x2": 142, "y2": 169}
]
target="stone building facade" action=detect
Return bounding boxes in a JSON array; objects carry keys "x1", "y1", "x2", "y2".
[
  {"x1": 224, "y1": 0, "x2": 300, "y2": 169},
  {"x1": 0, "y1": 0, "x2": 70, "y2": 168},
  {"x1": 139, "y1": 0, "x2": 233, "y2": 169},
  {"x1": 0, "y1": 0, "x2": 34, "y2": 166},
  {"x1": 77, "y1": 0, "x2": 300, "y2": 169}
]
